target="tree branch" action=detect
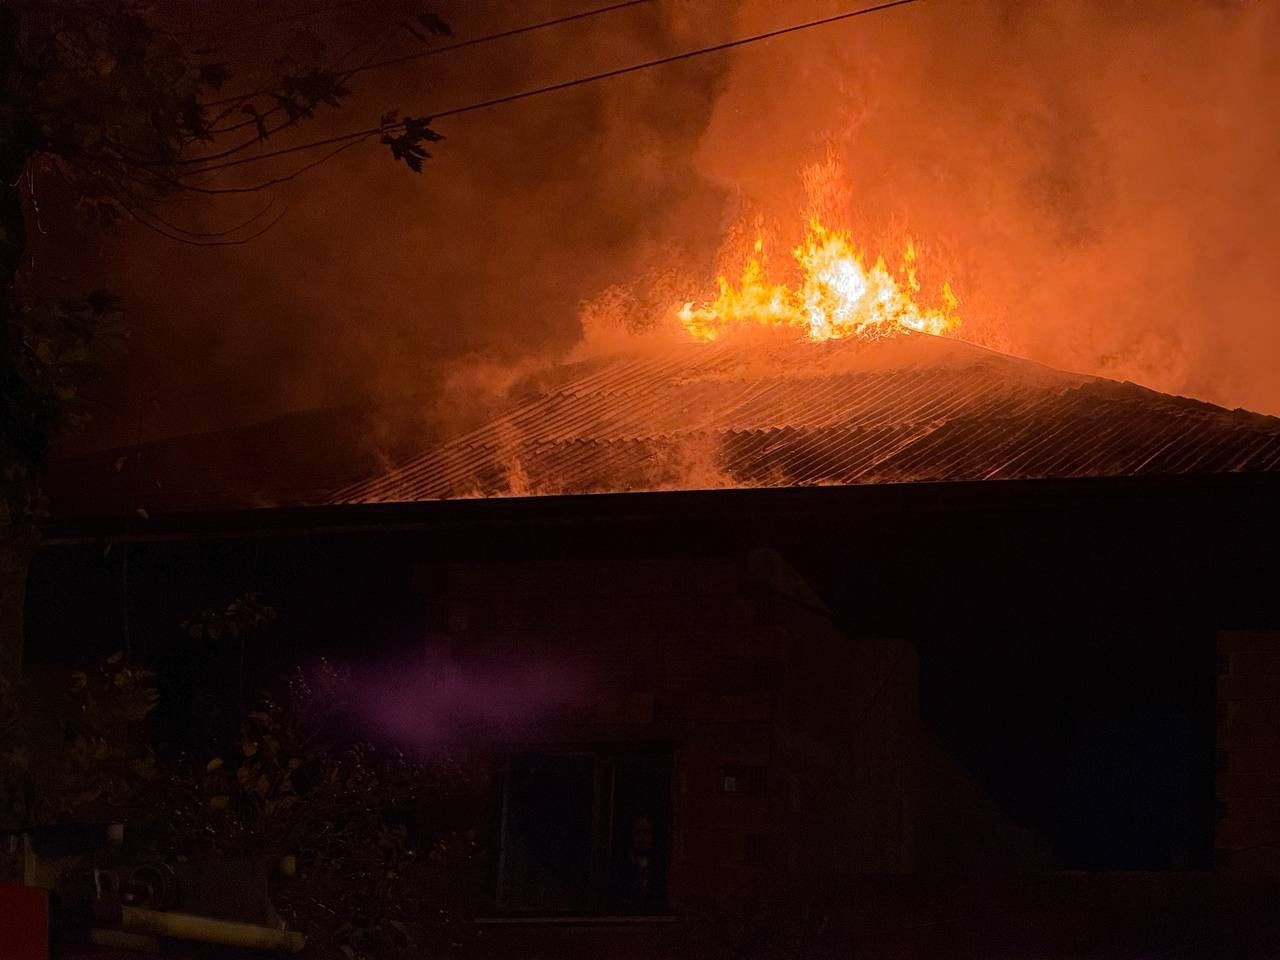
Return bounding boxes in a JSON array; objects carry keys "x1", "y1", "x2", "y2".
[
  {"x1": 135, "y1": 199, "x2": 279, "y2": 239},
  {"x1": 83, "y1": 140, "x2": 365, "y2": 198}
]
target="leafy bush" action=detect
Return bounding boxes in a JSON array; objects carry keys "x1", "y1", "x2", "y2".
[
  {"x1": 0, "y1": 649, "x2": 158, "y2": 830},
  {"x1": 1, "y1": 634, "x2": 488, "y2": 957},
  {"x1": 142, "y1": 658, "x2": 488, "y2": 959}
]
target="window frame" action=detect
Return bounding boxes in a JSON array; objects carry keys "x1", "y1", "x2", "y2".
[{"x1": 490, "y1": 741, "x2": 676, "y2": 918}]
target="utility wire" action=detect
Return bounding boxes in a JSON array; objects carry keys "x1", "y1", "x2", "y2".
[
  {"x1": 342, "y1": 0, "x2": 655, "y2": 82},
  {"x1": 183, "y1": 0, "x2": 923, "y2": 176},
  {"x1": 202, "y1": 0, "x2": 655, "y2": 134}
]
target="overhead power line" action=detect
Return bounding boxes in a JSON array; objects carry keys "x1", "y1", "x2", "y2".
[
  {"x1": 344, "y1": 0, "x2": 656, "y2": 82},
  {"x1": 199, "y1": 1, "x2": 656, "y2": 130},
  {"x1": 185, "y1": 0, "x2": 923, "y2": 177}
]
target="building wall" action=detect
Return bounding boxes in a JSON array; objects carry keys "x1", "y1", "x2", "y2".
[
  {"x1": 429, "y1": 553, "x2": 781, "y2": 908},
  {"x1": 1216, "y1": 630, "x2": 1280, "y2": 862},
  {"x1": 755, "y1": 549, "x2": 1050, "y2": 879},
  {"x1": 414, "y1": 548, "x2": 1047, "y2": 910},
  {"x1": 31, "y1": 477, "x2": 1270, "y2": 901}
]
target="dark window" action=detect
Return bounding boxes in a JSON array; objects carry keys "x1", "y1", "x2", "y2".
[
  {"x1": 498, "y1": 755, "x2": 595, "y2": 913},
  {"x1": 607, "y1": 754, "x2": 672, "y2": 913},
  {"x1": 494, "y1": 747, "x2": 672, "y2": 916}
]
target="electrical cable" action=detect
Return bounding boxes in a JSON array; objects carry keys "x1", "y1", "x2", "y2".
[{"x1": 179, "y1": 0, "x2": 924, "y2": 176}]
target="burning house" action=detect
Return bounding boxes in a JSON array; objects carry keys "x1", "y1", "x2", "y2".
[
  {"x1": 27, "y1": 317, "x2": 1280, "y2": 952},
  {"x1": 5, "y1": 1, "x2": 1279, "y2": 954},
  {"x1": 18, "y1": 154, "x2": 1280, "y2": 952}
]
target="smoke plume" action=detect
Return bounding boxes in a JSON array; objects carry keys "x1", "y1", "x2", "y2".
[
  {"x1": 684, "y1": 0, "x2": 1280, "y2": 413},
  {"x1": 47, "y1": 0, "x2": 1280, "y2": 465}
]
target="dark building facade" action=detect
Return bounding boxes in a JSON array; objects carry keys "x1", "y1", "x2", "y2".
[
  {"x1": 29, "y1": 475, "x2": 1280, "y2": 902},
  {"x1": 26, "y1": 334, "x2": 1280, "y2": 950}
]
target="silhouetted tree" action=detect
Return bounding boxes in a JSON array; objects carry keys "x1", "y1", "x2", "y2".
[{"x1": 0, "y1": 0, "x2": 447, "y2": 675}]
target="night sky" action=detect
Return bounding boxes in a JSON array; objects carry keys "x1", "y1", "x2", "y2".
[{"x1": 29, "y1": 0, "x2": 1280, "y2": 455}]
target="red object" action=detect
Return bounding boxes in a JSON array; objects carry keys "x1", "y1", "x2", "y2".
[{"x1": 0, "y1": 884, "x2": 50, "y2": 960}]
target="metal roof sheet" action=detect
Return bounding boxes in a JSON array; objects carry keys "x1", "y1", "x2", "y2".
[{"x1": 333, "y1": 332, "x2": 1280, "y2": 504}]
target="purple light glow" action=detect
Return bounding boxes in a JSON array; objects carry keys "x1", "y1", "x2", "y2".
[{"x1": 350, "y1": 652, "x2": 589, "y2": 752}]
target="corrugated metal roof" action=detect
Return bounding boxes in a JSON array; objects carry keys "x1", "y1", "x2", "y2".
[{"x1": 333, "y1": 332, "x2": 1280, "y2": 504}]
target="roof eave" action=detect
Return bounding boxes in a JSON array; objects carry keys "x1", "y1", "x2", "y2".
[{"x1": 39, "y1": 472, "x2": 1280, "y2": 546}]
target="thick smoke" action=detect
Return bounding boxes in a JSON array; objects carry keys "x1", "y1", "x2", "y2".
[
  {"x1": 686, "y1": 0, "x2": 1280, "y2": 413},
  {"x1": 51, "y1": 0, "x2": 733, "y2": 452},
  {"x1": 51, "y1": 0, "x2": 1280, "y2": 462}
]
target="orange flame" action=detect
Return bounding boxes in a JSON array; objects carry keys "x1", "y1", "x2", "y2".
[{"x1": 679, "y1": 217, "x2": 960, "y2": 342}]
